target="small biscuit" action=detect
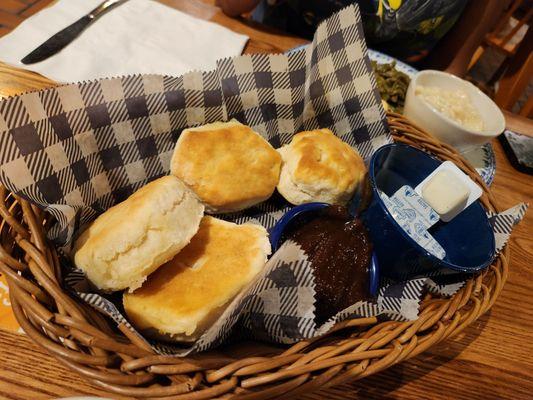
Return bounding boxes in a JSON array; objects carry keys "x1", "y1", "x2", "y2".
[
  {"x1": 73, "y1": 176, "x2": 204, "y2": 292},
  {"x1": 123, "y1": 216, "x2": 270, "y2": 342},
  {"x1": 277, "y1": 129, "x2": 366, "y2": 205},
  {"x1": 170, "y1": 120, "x2": 281, "y2": 213}
]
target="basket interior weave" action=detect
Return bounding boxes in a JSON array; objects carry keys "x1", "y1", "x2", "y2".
[{"x1": 0, "y1": 113, "x2": 508, "y2": 399}]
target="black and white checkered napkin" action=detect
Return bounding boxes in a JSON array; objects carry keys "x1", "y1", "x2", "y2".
[
  {"x1": 422, "y1": 203, "x2": 529, "y2": 297},
  {"x1": 0, "y1": 4, "x2": 389, "y2": 245},
  {"x1": 66, "y1": 198, "x2": 526, "y2": 355},
  {"x1": 0, "y1": 4, "x2": 527, "y2": 355}
]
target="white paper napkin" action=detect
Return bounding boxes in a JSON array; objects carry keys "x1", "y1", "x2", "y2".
[{"x1": 0, "y1": 0, "x2": 248, "y2": 82}]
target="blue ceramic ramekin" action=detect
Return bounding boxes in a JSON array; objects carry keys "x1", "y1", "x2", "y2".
[
  {"x1": 362, "y1": 143, "x2": 496, "y2": 280},
  {"x1": 269, "y1": 202, "x2": 380, "y2": 297}
]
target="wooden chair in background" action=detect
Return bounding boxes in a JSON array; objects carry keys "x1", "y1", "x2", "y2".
[
  {"x1": 494, "y1": 26, "x2": 532, "y2": 117},
  {"x1": 421, "y1": 0, "x2": 512, "y2": 77},
  {"x1": 481, "y1": 0, "x2": 533, "y2": 117},
  {"x1": 484, "y1": 0, "x2": 532, "y2": 58},
  {"x1": 427, "y1": 0, "x2": 531, "y2": 118}
]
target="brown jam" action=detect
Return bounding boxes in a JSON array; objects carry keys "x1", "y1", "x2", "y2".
[{"x1": 286, "y1": 205, "x2": 372, "y2": 324}]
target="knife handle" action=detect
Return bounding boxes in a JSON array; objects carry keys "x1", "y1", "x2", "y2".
[{"x1": 88, "y1": 0, "x2": 126, "y2": 19}]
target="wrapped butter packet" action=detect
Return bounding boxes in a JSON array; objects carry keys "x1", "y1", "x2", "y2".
[
  {"x1": 379, "y1": 187, "x2": 445, "y2": 260},
  {"x1": 415, "y1": 161, "x2": 483, "y2": 222}
]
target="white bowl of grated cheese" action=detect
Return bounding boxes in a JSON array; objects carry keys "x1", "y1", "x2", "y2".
[{"x1": 404, "y1": 70, "x2": 505, "y2": 153}]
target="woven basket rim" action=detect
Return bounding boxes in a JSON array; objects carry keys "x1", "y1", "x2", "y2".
[{"x1": 0, "y1": 112, "x2": 508, "y2": 399}]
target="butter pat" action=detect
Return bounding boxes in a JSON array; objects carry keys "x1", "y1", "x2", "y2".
[
  {"x1": 422, "y1": 170, "x2": 470, "y2": 221},
  {"x1": 414, "y1": 161, "x2": 483, "y2": 222}
]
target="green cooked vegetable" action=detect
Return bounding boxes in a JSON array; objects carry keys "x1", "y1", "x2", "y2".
[{"x1": 372, "y1": 60, "x2": 411, "y2": 114}]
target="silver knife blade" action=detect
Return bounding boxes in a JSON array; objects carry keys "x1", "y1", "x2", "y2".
[{"x1": 21, "y1": 0, "x2": 127, "y2": 65}]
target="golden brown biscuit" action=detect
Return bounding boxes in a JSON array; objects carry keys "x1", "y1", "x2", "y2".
[
  {"x1": 73, "y1": 176, "x2": 204, "y2": 292},
  {"x1": 123, "y1": 216, "x2": 270, "y2": 342},
  {"x1": 277, "y1": 129, "x2": 366, "y2": 205},
  {"x1": 170, "y1": 120, "x2": 281, "y2": 213}
]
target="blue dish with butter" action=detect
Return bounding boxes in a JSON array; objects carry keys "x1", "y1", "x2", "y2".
[
  {"x1": 270, "y1": 202, "x2": 380, "y2": 298},
  {"x1": 362, "y1": 143, "x2": 496, "y2": 280}
]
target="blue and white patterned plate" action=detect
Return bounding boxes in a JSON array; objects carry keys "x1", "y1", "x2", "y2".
[
  {"x1": 287, "y1": 46, "x2": 497, "y2": 186},
  {"x1": 368, "y1": 49, "x2": 418, "y2": 77},
  {"x1": 459, "y1": 143, "x2": 496, "y2": 186}
]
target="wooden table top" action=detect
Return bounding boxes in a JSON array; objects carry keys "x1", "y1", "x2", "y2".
[{"x1": 0, "y1": 1, "x2": 532, "y2": 399}]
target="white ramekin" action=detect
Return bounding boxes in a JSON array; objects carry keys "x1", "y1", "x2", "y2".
[{"x1": 404, "y1": 70, "x2": 505, "y2": 153}]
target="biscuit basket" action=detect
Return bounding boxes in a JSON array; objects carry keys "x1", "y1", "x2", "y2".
[{"x1": 0, "y1": 112, "x2": 508, "y2": 399}]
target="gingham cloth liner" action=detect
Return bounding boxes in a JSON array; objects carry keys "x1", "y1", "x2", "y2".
[
  {"x1": 62, "y1": 241, "x2": 425, "y2": 355},
  {"x1": 0, "y1": 5, "x2": 388, "y2": 245},
  {"x1": 64, "y1": 198, "x2": 526, "y2": 356},
  {"x1": 0, "y1": 5, "x2": 527, "y2": 355}
]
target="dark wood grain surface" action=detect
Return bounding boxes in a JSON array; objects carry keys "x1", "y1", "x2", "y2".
[{"x1": 0, "y1": 1, "x2": 532, "y2": 399}]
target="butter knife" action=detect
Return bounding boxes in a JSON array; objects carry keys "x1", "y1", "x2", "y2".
[{"x1": 21, "y1": 0, "x2": 127, "y2": 64}]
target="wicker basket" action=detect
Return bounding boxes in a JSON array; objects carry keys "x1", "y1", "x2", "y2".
[{"x1": 0, "y1": 112, "x2": 507, "y2": 399}]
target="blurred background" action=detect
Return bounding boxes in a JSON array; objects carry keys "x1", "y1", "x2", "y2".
[{"x1": 0, "y1": 0, "x2": 531, "y2": 117}]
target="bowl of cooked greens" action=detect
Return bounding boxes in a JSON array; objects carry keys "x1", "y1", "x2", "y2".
[{"x1": 371, "y1": 60, "x2": 411, "y2": 114}]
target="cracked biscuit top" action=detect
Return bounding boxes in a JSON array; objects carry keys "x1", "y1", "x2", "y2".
[
  {"x1": 170, "y1": 120, "x2": 281, "y2": 213},
  {"x1": 277, "y1": 129, "x2": 366, "y2": 205}
]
